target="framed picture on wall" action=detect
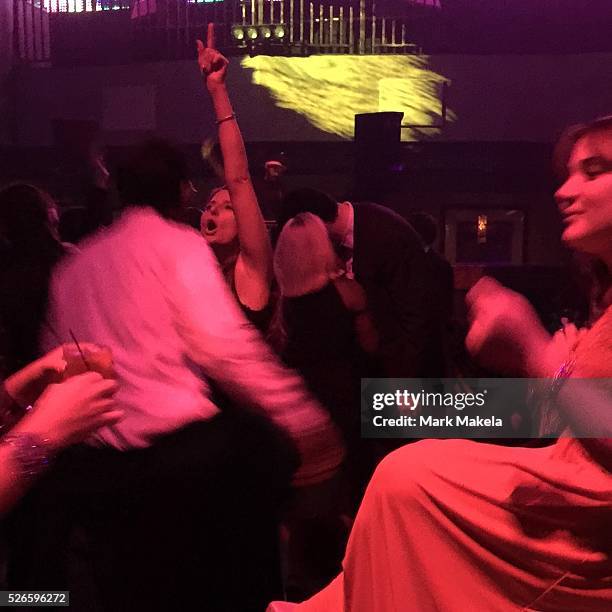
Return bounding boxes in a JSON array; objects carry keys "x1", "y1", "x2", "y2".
[{"x1": 444, "y1": 209, "x2": 525, "y2": 265}]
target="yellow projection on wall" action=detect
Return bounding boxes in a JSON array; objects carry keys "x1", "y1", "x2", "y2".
[{"x1": 241, "y1": 55, "x2": 455, "y2": 141}]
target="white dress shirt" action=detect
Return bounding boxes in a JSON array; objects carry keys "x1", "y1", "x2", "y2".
[{"x1": 43, "y1": 207, "x2": 342, "y2": 485}]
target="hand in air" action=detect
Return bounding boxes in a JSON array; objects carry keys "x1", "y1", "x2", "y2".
[{"x1": 197, "y1": 23, "x2": 229, "y2": 93}]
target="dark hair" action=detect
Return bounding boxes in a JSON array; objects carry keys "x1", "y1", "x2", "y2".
[
  {"x1": 406, "y1": 211, "x2": 438, "y2": 248},
  {"x1": 553, "y1": 115, "x2": 612, "y2": 180},
  {"x1": 278, "y1": 188, "x2": 338, "y2": 230},
  {"x1": 0, "y1": 184, "x2": 64, "y2": 374},
  {"x1": 0, "y1": 183, "x2": 58, "y2": 252},
  {"x1": 116, "y1": 139, "x2": 189, "y2": 216}
]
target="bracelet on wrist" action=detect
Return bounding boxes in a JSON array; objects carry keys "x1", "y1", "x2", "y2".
[
  {"x1": 1, "y1": 432, "x2": 54, "y2": 480},
  {"x1": 548, "y1": 354, "x2": 576, "y2": 398},
  {"x1": 216, "y1": 113, "x2": 236, "y2": 126}
]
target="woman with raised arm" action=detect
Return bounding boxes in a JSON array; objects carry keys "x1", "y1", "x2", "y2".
[{"x1": 197, "y1": 25, "x2": 273, "y2": 328}]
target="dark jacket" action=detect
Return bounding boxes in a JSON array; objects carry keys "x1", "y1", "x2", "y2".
[{"x1": 352, "y1": 202, "x2": 445, "y2": 377}]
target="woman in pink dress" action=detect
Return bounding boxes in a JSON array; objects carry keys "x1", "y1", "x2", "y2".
[{"x1": 281, "y1": 118, "x2": 612, "y2": 611}]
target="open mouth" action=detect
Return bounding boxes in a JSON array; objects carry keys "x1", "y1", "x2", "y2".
[{"x1": 203, "y1": 219, "x2": 217, "y2": 234}]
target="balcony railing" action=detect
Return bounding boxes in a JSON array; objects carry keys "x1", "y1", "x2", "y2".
[
  {"x1": 42, "y1": 1, "x2": 130, "y2": 11},
  {"x1": 14, "y1": 1, "x2": 51, "y2": 63},
  {"x1": 14, "y1": 0, "x2": 441, "y2": 65}
]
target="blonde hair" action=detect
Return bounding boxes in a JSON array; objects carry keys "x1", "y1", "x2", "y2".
[{"x1": 274, "y1": 212, "x2": 339, "y2": 297}]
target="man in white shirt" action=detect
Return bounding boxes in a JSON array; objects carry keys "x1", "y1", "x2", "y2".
[{"x1": 12, "y1": 140, "x2": 342, "y2": 612}]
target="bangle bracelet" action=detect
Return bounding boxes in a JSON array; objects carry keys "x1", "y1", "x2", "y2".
[
  {"x1": 533, "y1": 355, "x2": 576, "y2": 437},
  {"x1": 216, "y1": 113, "x2": 236, "y2": 126},
  {"x1": 549, "y1": 355, "x2": 576, "y2": 398},
  {"x1": 2, "y1": 432, "x2": 54, "y2": 480}
]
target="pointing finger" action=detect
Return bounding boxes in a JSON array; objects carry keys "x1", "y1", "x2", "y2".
[{"x1": 207, "y1": 23, "x2": 215, "y2": 50}]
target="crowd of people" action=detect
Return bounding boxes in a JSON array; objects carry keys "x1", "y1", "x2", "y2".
[{"x1": 0, "y1": 23, "x2": 610, "y2": 612}]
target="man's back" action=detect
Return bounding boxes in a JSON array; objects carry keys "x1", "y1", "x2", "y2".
[
  {"x1": 44, "y1": 207, "x2": 220, "y2": 448},
  {"x1": 45, "y1": 207, "x2": 342, "y2": 484}
]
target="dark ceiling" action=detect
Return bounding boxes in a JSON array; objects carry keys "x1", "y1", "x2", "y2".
[{"x1": 432, "y1": 1, "x2": 612, "y2": 53}]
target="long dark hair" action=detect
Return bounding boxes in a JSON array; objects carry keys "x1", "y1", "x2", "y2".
[{"x1": 0, "y1": 184, "x2": 65, "y2": 374}]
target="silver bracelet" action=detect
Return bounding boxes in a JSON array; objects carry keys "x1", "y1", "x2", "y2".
[
  {"x1": 2, "y1": 432, "x2": 53, "y2": 480},
  {"x1": 549, "y1": 355, "x2": 576, "y2": 398}
]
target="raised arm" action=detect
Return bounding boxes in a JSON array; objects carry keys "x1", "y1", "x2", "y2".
[{"x1": 197, "y1": 25, "x2": 272, "y2": 309}]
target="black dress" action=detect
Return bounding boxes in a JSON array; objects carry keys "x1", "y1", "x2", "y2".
[
  {"x1": 282, "y1": 283, "x2": 363, "y2": 468},
  {"x1": 281, "y1": 282, "x2": 375, "y2": 594},
  {"x1": 223, "y1": 258, "x2": 273, "y2": 333}
]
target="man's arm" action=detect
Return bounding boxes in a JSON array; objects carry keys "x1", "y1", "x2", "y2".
[{"x1": 169, "y1": 234, "x2": 343, "y2": 486}]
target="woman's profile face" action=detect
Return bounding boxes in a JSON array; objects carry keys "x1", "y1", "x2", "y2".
[
  {"x1": 555, "y1": 135, "x2": 612, "y2": 258},
  {"x1": 200, "y1": 189, "x2": 238, "y2": 245}
]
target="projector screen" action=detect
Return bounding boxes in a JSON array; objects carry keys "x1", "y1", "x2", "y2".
[{"x1": 241, "y1": 55, "x2": 454, "y2": 141}]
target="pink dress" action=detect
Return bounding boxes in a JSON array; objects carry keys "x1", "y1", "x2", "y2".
[{"x1": 291, "y1": 309, "x2": 612, "y2": 611}]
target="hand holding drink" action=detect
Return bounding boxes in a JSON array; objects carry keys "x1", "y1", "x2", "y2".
[
  {"x1": 62, "y1": 343, "x2": 115, "y2": 380},
  {"x1": 21, "y1": 372, "x2": 121, "y2": 449},
  {"x1": 4, "y1": 343, "x2": 114, "y2": 409}
]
